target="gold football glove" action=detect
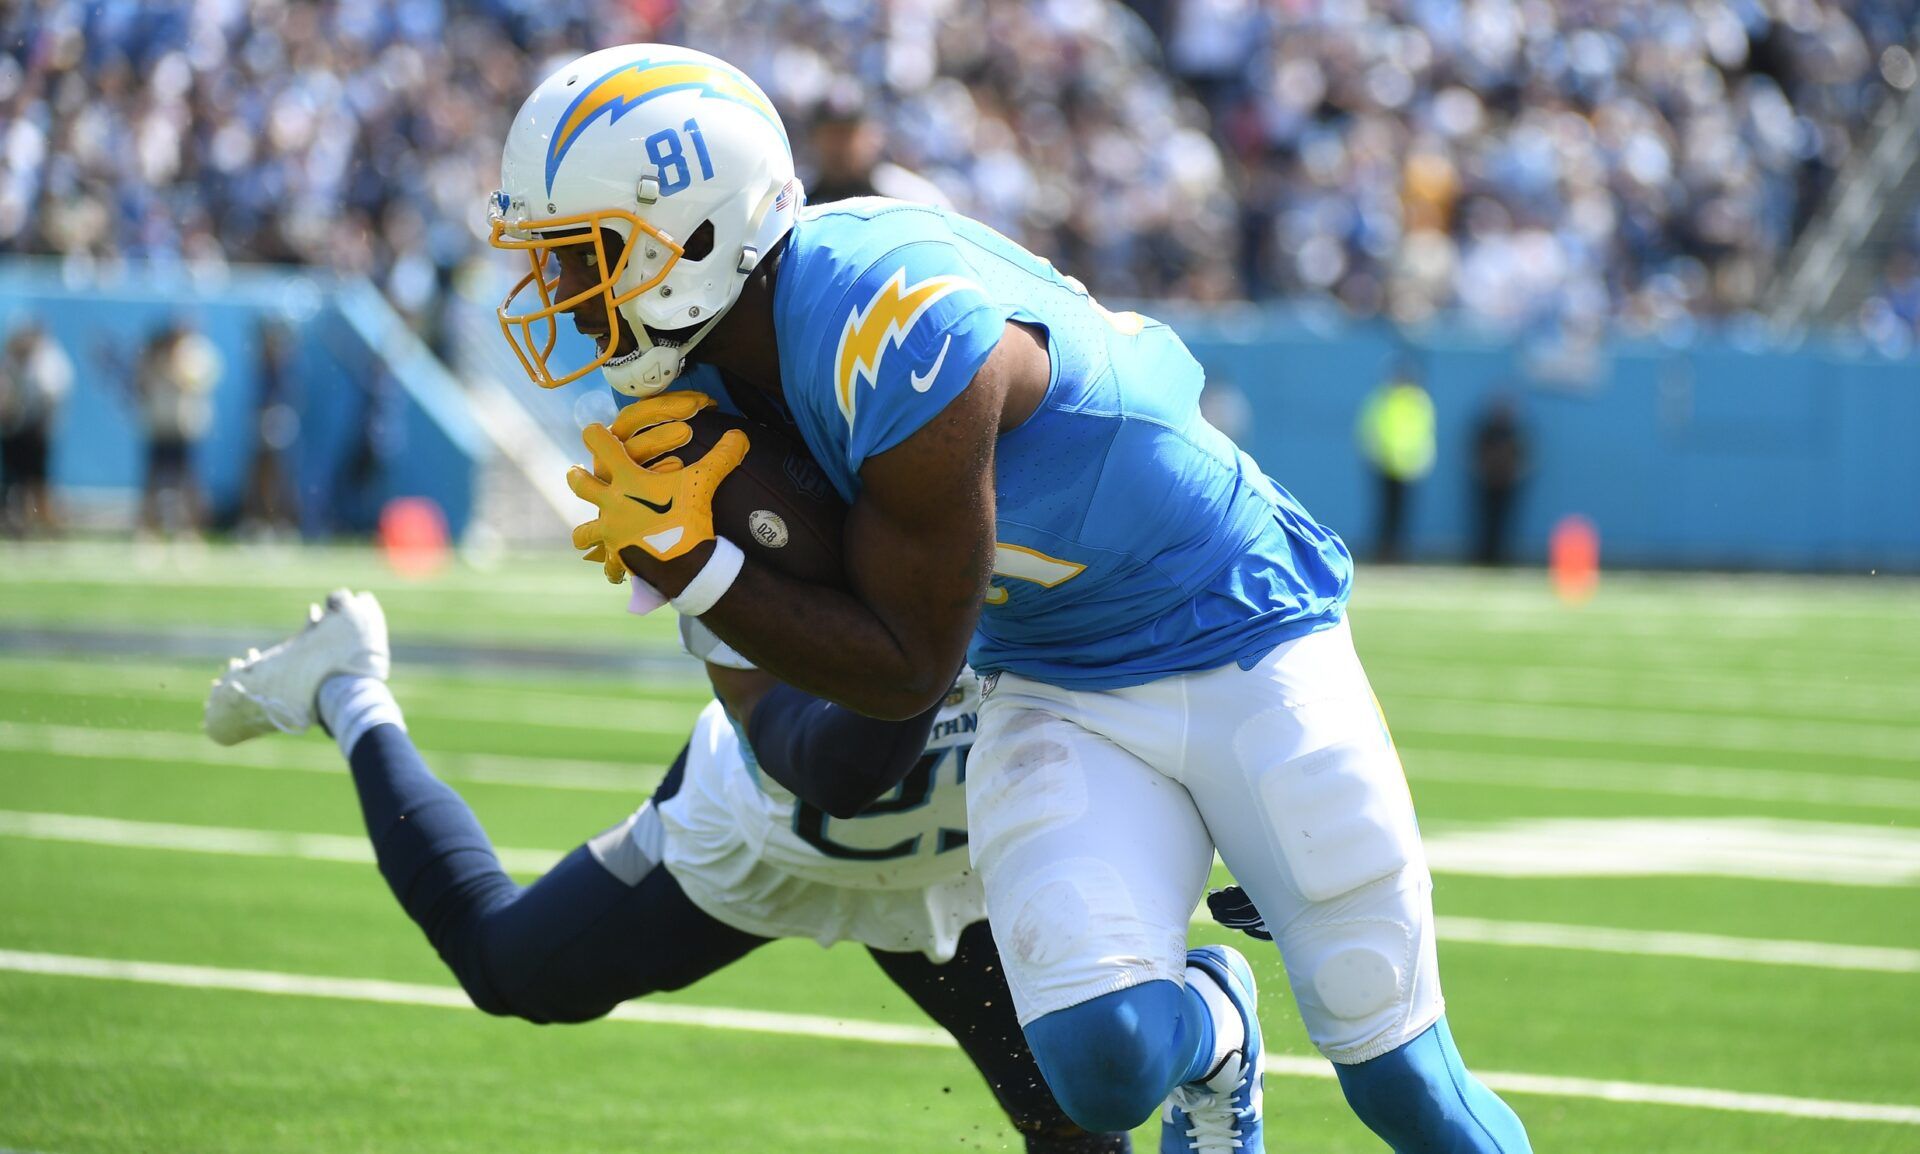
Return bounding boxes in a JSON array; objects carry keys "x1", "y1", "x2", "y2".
[
  {"x1": 567, "y1": 406, "x2": 748, "y2": 578},
  {"x1": 576, "y1": 392, "x2": 717, "y2": 581},
  {"x1": 610, "y1": 389, "x2": 716, "y2": 452}
]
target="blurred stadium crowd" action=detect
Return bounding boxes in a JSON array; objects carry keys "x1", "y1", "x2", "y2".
[
  {"x1": 1157, "y1": 0, "x2": 1920, "y2": 335},
  {"x1": 0, "y1": 0, "x2": 1915, "y2": 343}
]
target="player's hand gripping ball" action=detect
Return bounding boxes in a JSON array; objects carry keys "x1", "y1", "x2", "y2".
[{"x1": 566, "y1": 392, "x2": 750, "y2": 582}]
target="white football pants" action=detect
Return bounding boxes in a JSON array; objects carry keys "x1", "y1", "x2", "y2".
[{"x1": 967, "y1": 616, "x2": 1444, "y2": 1063}]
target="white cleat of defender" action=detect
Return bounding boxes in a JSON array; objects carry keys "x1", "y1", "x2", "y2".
[{"x1": 203, "y1": 589, "x2": 389, "y2": 745}]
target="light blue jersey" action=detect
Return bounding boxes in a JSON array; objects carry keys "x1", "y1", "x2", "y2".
[{"x1": 697, "y1": 198, "x2": 1352, "y2": 689}]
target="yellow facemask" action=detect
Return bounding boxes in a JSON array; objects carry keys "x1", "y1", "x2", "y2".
[{"x1": 489, "y1": 208, "x2": 684, "y2": 389}]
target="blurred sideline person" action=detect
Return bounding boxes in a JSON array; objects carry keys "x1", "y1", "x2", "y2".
[
  {"x1": 494, "y1": 45, "x2": 1529, "y2": 1154},
  {"x1": 1357, "y1": 364, "x2": 1436, "y2": 563},
  {"x1": 1469, "y1": 395, "x2": 1530, "y2": 567},
  {"x1": 136, "y1": 320, "x2": 223, "y2": 539},
  {"x1": 0, "y1": 321, "x2": 73, "y2": 536},
  {"x1": 204, "y1": 592, "x2": 1128, "y2": 1153},
  {"x1": 806, "y1": 85, "x2": 951, "y2": 209},
  {"x1": 240, "y1": 320, "x2": 302, "y2": 539}
]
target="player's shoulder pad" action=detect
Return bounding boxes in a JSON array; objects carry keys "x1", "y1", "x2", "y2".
[{"x1": 794, "y1": 211, "x2": 1009, "y2": 465}]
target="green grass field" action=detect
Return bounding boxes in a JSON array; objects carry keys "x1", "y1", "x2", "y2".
[{"x1": 2, "y1": 541, "x2": 1917, "y2": 1153}]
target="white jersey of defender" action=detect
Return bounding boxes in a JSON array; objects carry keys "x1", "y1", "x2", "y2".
[{"x1": 650, "y1": 676, "x2": 983, "y2": 961}]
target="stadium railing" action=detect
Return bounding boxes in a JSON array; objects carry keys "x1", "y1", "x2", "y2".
[{"x1": 0, "y1": 259, "x2": 486, "y2": 540}]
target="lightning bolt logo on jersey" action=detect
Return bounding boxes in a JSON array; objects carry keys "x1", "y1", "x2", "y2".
[
  {"x1": 685, "y1": 197, "x2": 1354, "y2": 689},
  {"x1": 834, "y1": 270, "x2": 976, "y2": 426}
]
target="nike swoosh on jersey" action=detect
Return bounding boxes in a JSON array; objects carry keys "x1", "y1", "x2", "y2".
[
  {"x1": 626, "y1": 493, "x2": 673, "y2": 514},
  {"x1": 909, "y1": 334, "x2": 954, "y2": 393}
]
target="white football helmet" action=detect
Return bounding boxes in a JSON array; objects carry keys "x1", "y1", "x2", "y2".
[{"x1": 490, "y1": 44, "x2": 800, "y2": 396}]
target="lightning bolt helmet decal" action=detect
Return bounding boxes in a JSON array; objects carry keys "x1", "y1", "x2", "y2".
[{"x1": 545, "y1": 56, "x2": 785, "y2": 194}]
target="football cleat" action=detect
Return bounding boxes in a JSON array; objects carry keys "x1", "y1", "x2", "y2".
[
  {"x1": 1163, "y1": 945, "x2": 1264, "y2": 1153},
  {"x1": 203, "y1": 590, "x2": 389, "y2": 745}
]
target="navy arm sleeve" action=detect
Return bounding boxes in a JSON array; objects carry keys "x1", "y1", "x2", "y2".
[{"x1": 745, "y1": 683, "x2": 940, "y2": 820}]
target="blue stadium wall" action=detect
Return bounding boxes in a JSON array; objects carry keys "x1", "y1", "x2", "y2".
[
  {"x1": 1, "y1": 258, "x2": 1912, "y2": 571},
  {"x1": 1161, "y1": 307, "x2": 1919, "y2": 573},
  {"x1": 0, "y1": 262, "x2": 485, "y2": 539}
]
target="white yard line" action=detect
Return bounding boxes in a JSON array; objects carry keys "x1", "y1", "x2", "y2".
[
  {"x1": 1349, "y1": 569, "x2": 1920, "y2": 623},
  {"x1": 0, "y1": 722, "x2": 659, "y2": 794},
  {"x1": 12, "y1": 657, "x2": 1920, "y2": 775},
  {"x1": 1417, "y1": 816, "x2": 1920, "y2": 887},
  {"x1": 1454, "y1": 1070, "x2": 1920, "y2": 1126},
  {"x1": 1404, "y1": 748, "x2": 1920, "y2": 812},
  {"x1": 1366, "y1": 659, "x2": 1920, "y2": 723},
  {"x1": 0, "y1": 654, "x2": 708, "y2": 705},
  {"x1": 0, "y1": 810, "x2": 561, "y2": 876},
  {"x1": 314, "y1": 687, "x2": 699, "y2": 735},
  {"x1": 1356, "y1": 631, "x2": 1920, "y2": 683},
  {"x1": 0, "y1": 663, "x2": 701, "y2": 735},
  {"x1": 1359, "y1": 610, "x2": 1920, "y2": 656},
  {"x1": 1427, "y1": 916, "x2": 1920, "y2": 974},
  {"x1": 0, "y1": 545, "x2": 587, "y2": 600},
  {"x1": 10, "y1": 809, "x2": 1920, "y2": 975},
  {"x1": 1184, "y1": 905, "x2": 1920, "y2": 975},
  {"x1": 1385, "y1": 698, "x2": 1920, "y2": 763},
  {"x1": 11, "y1": 702, "x2": 1914, "y2": 816},
  {"x1": 9, "y1": 549, "x2": 1911, "y2": 622},
  {"x1": 2, "y1": 947, "x2": 1916, "y2": 1125}
]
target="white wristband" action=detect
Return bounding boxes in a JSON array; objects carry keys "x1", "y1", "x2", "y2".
[
  {"x1": 670, "y1": 536, "x2": 745, "y2": 617},
  {"x1": 679, "y1": 614, "x2": 757, "y2": 670}
]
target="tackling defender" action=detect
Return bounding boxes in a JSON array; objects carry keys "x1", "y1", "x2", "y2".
[
  {"x1": 491, "y1": 44, "x2": 1532, "y2": 1153},
  {"x1": 203, "y1": 591, "x2": 1127, "y2": 1153}
]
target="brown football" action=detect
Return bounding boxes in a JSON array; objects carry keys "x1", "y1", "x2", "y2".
[{"x1": 634, "y1": 407, "x2": 847, "y2": 587}]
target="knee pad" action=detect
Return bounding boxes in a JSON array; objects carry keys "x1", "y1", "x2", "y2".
[
  {"x1": 1335, "y1": 1017, "x2": 1532, "y2": 1153},
  {"x1": 1314, "y1": 938, "x2": 1405, "y2": 1025},
  {"x1": 1023, "y1": 982, "x2": 1190, "y2": 1133},
  {"x1": 1283, "y1": 876, "x2": 1438, "y2": 1061}
]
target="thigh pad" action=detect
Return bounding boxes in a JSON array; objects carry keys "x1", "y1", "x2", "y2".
[{"x1": 1257, "y1": 737, "x2": 1421, "y2": 903}]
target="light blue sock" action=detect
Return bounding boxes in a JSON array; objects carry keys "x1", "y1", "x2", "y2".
[{"x1": 1335, "y1": 1016, "x2": 1532, "y2": 1153}]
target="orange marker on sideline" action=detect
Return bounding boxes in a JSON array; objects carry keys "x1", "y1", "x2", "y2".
[
  {"x1": 379, "y1": 497, "x2": 452, "y2": 580},
  {"x1": 1549, "y1": 514, "x2": 1599, "y2": 604}
]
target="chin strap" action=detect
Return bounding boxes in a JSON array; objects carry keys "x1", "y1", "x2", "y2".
[
  {"x1": 610, "y1": 239, "x2": 771, "y2": 398},
  {"x1": 606, "y1": 342, "x2": 685, "y2": 397},
  {"x1": 609, "y1": 297, "x2": 732, "y2": 397}
]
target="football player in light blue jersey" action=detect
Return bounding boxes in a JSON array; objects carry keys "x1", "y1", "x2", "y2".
[
  {"x1": 491, "y1": 44, "x2": 1531, "y2": 1154},
  {"x1": 756, "y1": 200, "x2": 1354, "y2": 688}
]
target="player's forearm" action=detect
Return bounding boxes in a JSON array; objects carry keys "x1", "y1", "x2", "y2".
[
  {"x1": 699, "y1": 561, "x2": 968, "y2": 719},
  {"x1": 745, "y1": 682, "x2": 940, "y2": 818},
  {"x1": 628, "y1": 538, "x2": 968, "y2": 715}
]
